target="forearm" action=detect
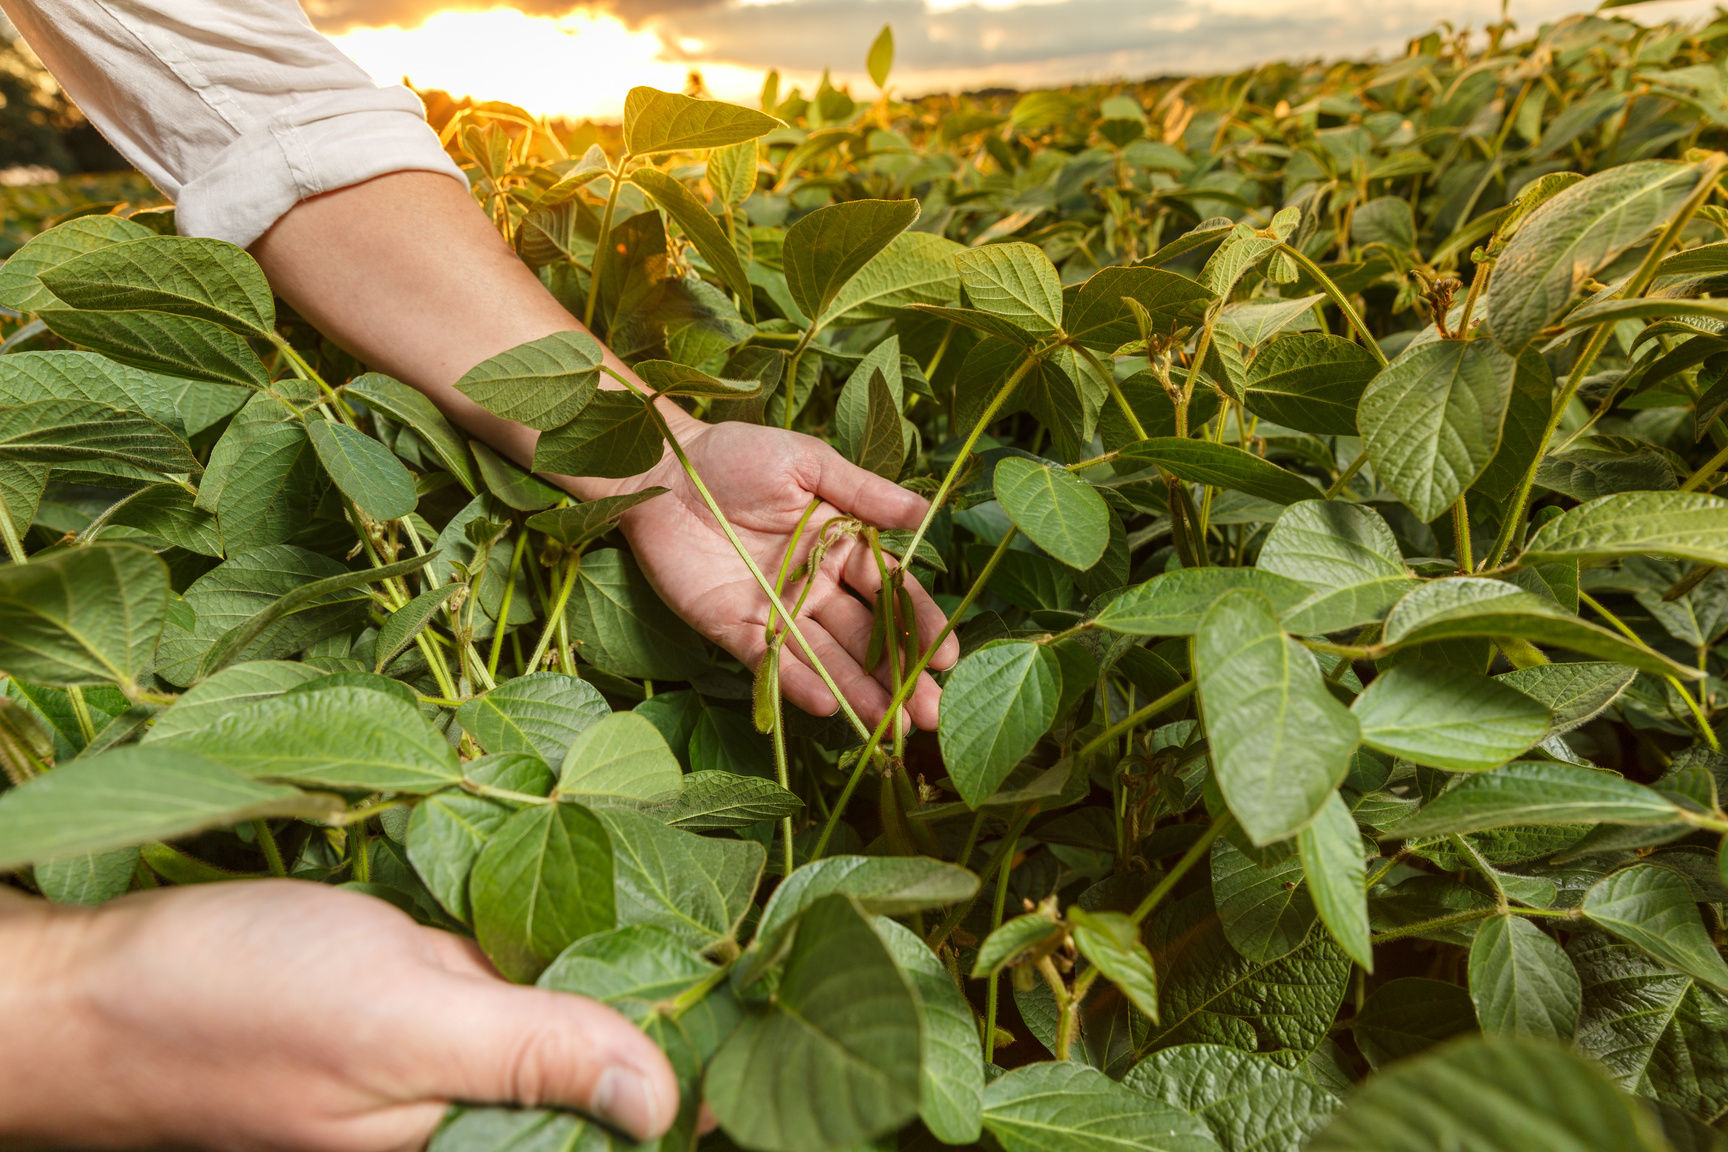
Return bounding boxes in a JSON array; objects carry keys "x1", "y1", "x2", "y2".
[{"x1": 249, "y1": 170, "x2": 699, "y2": 500}]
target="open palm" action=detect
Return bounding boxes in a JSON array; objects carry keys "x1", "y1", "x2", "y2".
[{"x1": 613, "y1": 419, "x2": 959, "y2": 732}]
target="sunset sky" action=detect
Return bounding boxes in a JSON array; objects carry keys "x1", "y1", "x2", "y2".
[{"x1": 306, "y1": 0, "x2": 1723, "y2": 121}]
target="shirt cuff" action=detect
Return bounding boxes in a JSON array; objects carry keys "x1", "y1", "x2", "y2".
[{"x1": 173, "y1": 85, "x2": 469, "y2": 249}]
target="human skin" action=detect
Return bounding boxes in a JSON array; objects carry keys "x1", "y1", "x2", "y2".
[{"x1": 0, "y1": 881, "x2": 678, "y2": 1151}]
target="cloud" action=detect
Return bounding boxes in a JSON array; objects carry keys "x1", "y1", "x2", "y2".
[{"x1": 300, "y1": 0, "x2": 709, "y2": 33}]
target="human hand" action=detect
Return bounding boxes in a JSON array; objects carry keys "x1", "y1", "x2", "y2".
[
  {"x1": 609, "y1": 417, "x2": 960, "y2": 732},
  {"x1": 0, "y1": 880, "x2": 677, "y2": 1152}
]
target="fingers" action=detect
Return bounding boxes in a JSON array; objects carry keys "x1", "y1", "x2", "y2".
[
  {"x1": 810, "y1": 595, "x2": 938, "y2": 733},
  {"x1": 800, "y1": 439, "x2": 928, "y2": 530},
  {"x1": 779, "y1": 617, "x2": 897, "y2": 731},
  {"x1": 402, "y1": 966, "x2": 678, "y2": 1141},
  {"x1": 834, "y1": 536, "x2": 961, "y2": 674}
]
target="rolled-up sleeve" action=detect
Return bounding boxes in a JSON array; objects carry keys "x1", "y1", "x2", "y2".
[{"x1": 0, "y1": 0, "x2": 468, "y2": 247}]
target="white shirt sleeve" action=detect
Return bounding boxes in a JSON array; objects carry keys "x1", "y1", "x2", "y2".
[{"x1": 0, "y1": 0, "x2": 468, "y2": 248}]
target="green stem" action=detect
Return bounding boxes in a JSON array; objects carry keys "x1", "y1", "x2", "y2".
[
  {"x1": 527, "y1": 552, "x2": 581, "y2": 675},
  {"x1": 1324, "y1": 450, "x2": 1368, "y2": 499},
  {"x1": 1277, "y1": 244, "x2": 1388, "y2": 367},
  {"x1": 1071, "y1": 343, "x2": 1146, "y2": 440},
  {"x1": 65, "y1": 685, "x2": 97, "y2": 745},
  {"x1": 928, "y1": 803, "x2": 1036, "y2": 952},
  {"x1": 924, "y1": 322, "x2": 957, "y2": 379},
  {"x1": 1076, "y1": 680, "x2": 1196, "y2": 761},
  {"x1": 584, "y1": 166, "x2": 627, "y2": 330},
  {"x1": 1131, "y1": 814, "x2": 1231, "y2": 924},
  {"x1": 253, "y1": 819, "x2": 287, "y2": 878},
  {"x1": 768, "y1": 498, "x2": 824, "y2": 642},
  {"x1": 1451, "y1": 496, "x2": 1474, "y2": 574},
  {"x1": 983, "y1": 830, "x2": 1018, "y2": 1061},
  {"x1": 1579, "y1": 589, "x2": 1719, "y2": 752},
  {"x1": 0, "y1": 498, "x2": 27, "y2": 564},
  {"x1": 487, "y1": 531, "x2": 529, "y2": 680},
  {"x1": 1681, "y1": 439, "x2": 1728, "y2": 493},
  {"x1": 1456, "y1": 259, "x2": 1492, "y2": 335},
  {"x1": 768, "y1": 643, "x2": 795, "y2": 878}
]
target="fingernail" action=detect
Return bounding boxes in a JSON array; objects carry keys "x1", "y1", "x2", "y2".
[{"x1": 591, "y1": 1064, "x2": 669, "y2": 1139}]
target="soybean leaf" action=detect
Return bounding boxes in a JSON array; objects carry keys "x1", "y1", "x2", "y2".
[
  {"x1": 39, "y1": 308, "x2": 270, "y2": 390},
  {"x1": 406, "y1": 785, "x2": 517, "y2": 923},
  {"x1": 651, "y1": 770, "x2": 803, "y2": 829},
  {"x1": 0, "y1": 398, "x2": 197, "y2": 474},
  {"x1": 707, "y1": 141, "x2": 756, "y2": 209},
  {"x1": 35, "y1": 846, "x2": 140, "y2": 905},
  {"x1": 855, "y1": 368, "x2": 905, "y2": 479},
  {"x1": 1582, "y1": 865, "x2": 1728, "y2": 994},
  {"x1": 1064, "y1": 267, "x2": 1213, "y2": 350},
  {"x1": 40, "y1": 235, "x2": 275, "y2": 337},
  {"x1": 972, "y1": 911, "x2": 1064, "y2": 977},
  {"x1": 1124, "y1": 1044, "x2": 1343, "y2": 1152},
  {"x1": 953, "y1": 241, "x2": 1062, "y2": 335},
  {"x1": 563, "y1": 548, "x2": 712, "y2": 681},
  {"x1": 1196, "y1": 589, "x2": 1359, "y2": 846},
  {"x1": 0, "y1": 350, "x2": 186, "y2": 434},
  {"x1": 622, "y1": 87, "x2": 780, "y2": 155},
  {"x1": 982, "y1": 1061, "x2": 1222, "y2": 1152},
  {"x1": 1521, "y1": 492, "x2": 1728, "y2": 568},
  {"x1": 142, "y1": 660, "x2": 325, "y2": 743},
  {"x1": 1093, "y1": 567, "x2": 1312, "y2": 637},
  {"x1": 782, "y1": 198, "x2": 921, "y2": 325},
  {"x1": 426, "y1": 1107, "x2": 632, "y2": 1152},
  {"x1": 533, "y1": 391, "x2": 664, "y2": 479},
  {"x1": 938, "y1": 640, "x2": 1063, "y2": 808},
  {"x1": 1298, "y1": 791, "x2": 1373, "y2": 970},
  {"x1": 163, "y1": 686, "x2": 461, "y2": 793},
  {"x1": 454, "y1": 331, "x2": 603, "y2": 432},
  {"x1": 1351, "y1": 663, "x2": 1550, "y2": 771},
  {"x1": 538, "y1": 922, "x2": 718, "y2": 1010},
  {"x1": 101, "y1": 484, "x2": 222, "y2": 556},
  {"x1": 1352, "y1": 977, "x2": 1478, "y2": 1068},
  {"x1": 1257, "y1": 500, "x2": 1406, "y2": 590},
  {"x1": 212, "y1": 420, "x2": 322, "y2": 554},
  {"x1": 0, "y1": 544, "x2": 167, "y2": 687},
  {"x1": 1488, "y1": 159, "x2": 1712, "y2": 354},
  {"x1": 872, "y1": 917, "x2": 984, "y2": 1145},
  {"x1": 632, "y1": 168, "x2": 754, "y2": 321},
  {"x1": 1310, "y1": 1036, "x2": 1667, "y2": 1152},
  {"x1": 1494, "y1": 663, "x2": 1635, "y2": 735},
  {"x1": 1070, "y1": 906, "x2": 1161, "y2": 1020},
  {"x1": 373, "y1": 584, "x2": 462, "y2": 672},
  {"x1": 1382, "y1": 577, "x2": 1702, "y2": 681},
  {"x1": 306, "y1": 419, "x2": 416, "y2": 522},
  {"x1": 470, "y1": 800, "x2": 615, "y2": 983},
  {"x1": 1212, "y1": 836, "x2": 1315, "y2": 964},
  {"x1": 593, "y1": 806, "x2": 764, "y2": 951},
  {"x1": 819, "y1": 232, "x2": 963, "y2": 328},
  {"x1": 526, "y1": 488, "x2": 667, "y2": 548},
  {"x1": 343, "y1": 372, "x2": 477, "y2": 494},
  {"x1": 707, "y1": 893, "x2": 923, "y2": 1152},
  {"x1": 0, "y1": 745, "x2": 341, "y2": 871},
  {"x1": 1469, "y1": 915, "x2": 1581, "y2": 1041},
  {"x1": 1358, "y1": 340, "x2": 1514, "y2": 522},
  {"x1": 1393, "y1": 761, "x2": 1682, "y2": 836},
  {"x1": 0, "y1": 215, "x2": 153, "y2": 313},
  {"x1": 1116, "y1": 439, "x2": 1318, "y2": 505},
  {"x1": 468, "y1": 440, "x2": 560, "y2": 512},
  {"x1": 635, "y1": 360, "x2": 761, "y2": 398},
  {"x1": 751, "y1": 854, "x2": 980, "y2": 970},
  {"x1": 557, "y1": 711, "x2": 682, "y2": 803},
  {"x1": 1243, "y1": 333, "x2": 1380, "y2": 436},
  {"x1": 456, "y1": 672, "x2": 610, "y2": 765},
  {"x1": 994, "y1": 456, "x2": 1109, "y2": 569}
]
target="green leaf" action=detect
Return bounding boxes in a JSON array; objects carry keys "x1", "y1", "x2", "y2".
[
  {"x1": 306, "y1": 419, "x2": 416, "y2": 522},
  {"x1": 467, "y1": 440, "x2": 560, "y2": 512},
  {"x1": 708, "y1": 893, "x2": 923, "y2": 1152},
  {"x1": 0, "y1": 543, "x2": 167, "y2": 687},
  {"x1": 938, "y1": 640, "x2": 1063, "y2": 808},
  {"x1": 1070, "y1": 906, "x2": 1161, "y2": 1020},
  {"x1": 632, "y1": 168, "x2": 755, "y2": 322},
  {"x1": 470, "y1": 800, "x2": 615, "y2": 983},
  {"x1": 556, "y1": 711, "x2": 682, "y2": 803},
  {"x1": 1093, "y1": 567, "x2": 1312, "y2": 637},
  {"x1": 972, "y1": 911, "x2": 1064, "y2": 977},
  {"x1": 635, "y1": 360, "x2": 760, "y2": 398},
  {"x1": 1116, "y1": 439, "x2": 1319, "y2": 505},
  {"x1": 1469, "y1": 915, "x2": 1581, "y2": 1041},
  {"x1": 538, "y1": 921, "x2": 717, "y2": 1011},
  {"x1": 526, "y1": 488, "x2": 667, "y2": 548},
  {"x1": 1488, "y1": 158, "x2": 1713, "y2": 354},
  {"x1": 212, "y1": 420, "x2": 322, "y2": 554},
  {"x1": 1212, "y1": 836, "x2": 1315, "y2": 964},
  {"x1": 871, "y1": 917, "x2": 984, "y2": 1145},
  {"x1": 0, "y1": 744, "x2": 340, "y2": 871},
  {"x1": 163, "y1": 686, "x2": 461, "y2": 793},
  {"x1": 707, "y1": 141, "x2": 756, "y2": 209},
  {"x1": 0, "y1": 397, "x2": 198, "y2": 474},
  {"x1": 1196, "y1": 589, "x2": 1359, "y2": 846},
  {"x1": 622, "y1": 87, "x2": 780, "y2": 155},
  {"x1": 40, "y1": 235, "x2": 275, "y2": 337},
  {"x1": 1351, "y1": 196, "x2": 1416, "y2": 250},
  {"x1": 456, "y1": 672, "x2": 610, "y2": 764},
  {"x1": 373, "y1": 584, "x2": 462, "y2": 672},
  {"x1": 953, "y1": 241, "x2": 1063, "y2": 335},
  {"x1": 594, "y1": 805, "x2": 764, "y2": 951},
  {"x1": 142, "y1": 660, "x2": 325, "y2": 743},
  {"x1": 39, "y1": 308, "x2": 270, "y2": 390},
  {"x1": 0, "y1": 350, "x2": 188, "y2": 435},
  {"x1": 1351, "y1": 663, "x2": 1550, "y2": 771},
  {"x1": 35, "y1": 846, "x2": 140, "y2": 905},
  {"x1": 866, "y1": 24, "x2": 894, "y2": 87},
  {"x1": 426, "y1": 1107, "x2": 636, "y2": 1152},
  {"x1": 1582, "y1": 865, "x2": 1728, "y2": 994},
  {"x1": 1382, "y1": 577, "x2": 1702, "y2": 681},
  {"x1": 1521, "y1": 492, "x2": 1728, "y2": 567},
  {"x1": 819, "y1": 232, "x2": 963, "y2": 328},
  {"x1": 101, "y1": 484, "x2": 222, "y2": 557},
  {"x1": 1352, "y1": 977, "x2": 1477, "y2": 1068},
  {"x1": 782, "y1": 199, "x2": 921, "y2": 325},
  {"x1": 0, "y1": 215, "x2": 153, "y2": 313},
  {"x1": 982, "y1": 1061, "x2": 1222, "y2": 1152},
  {"x1": 650, "y1": 770, "x2": 803, "y2": 829},
  {"x1": 563, "y1": 548, "x2": 712, "y2": 681},
  {"x1": 1243, "y1": 334, "x2": 1380, "y2": 437},
  {"x1": 752, "y1": 854, "x2": 981, "y2": 971},
  {"x1": 1359, "y1": 340, "x2": 1515, "y2": 522},
  {"x1": 1064, "y1": 267, "x2": 1213, "y2": 351},
  {"x1": 1308, "y1": 1036, "x2": 1667, "y2": 1152},
  {"x1": 533, "y1": 390, "x2": 664, "y2": 479},
  {"x1": 405, "y1": 784, "x2": 518, "y2": 923},
  {"x1": 453, "y1": 331, "x2": 603, "y2": 432},
  {"x1": 1124, "y1": 1044, "x2": 1343, "y2": 1152},
  {"x1": 1394, "y1": 761, "x2": 1682, "y2": 836},
  {"x1": 994, "y1": 457, "x2": 1109, "y2": 569},
  {"x1": 343, "y1": 372, "x2": 476, "y2": 494},
  {"x1": 1299, "y1": 791, "x2": 1373, "y2": 970},
  {"x1": 854, "y1": 368, "x2": 905, "y2": 480},
  {"x1": 1494, "y1": 662, "x2": 1635, "y2": 735}
]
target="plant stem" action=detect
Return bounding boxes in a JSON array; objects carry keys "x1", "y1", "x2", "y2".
[
  {"x1": 924, "y1": 322, "x2": 957, "y2": 379},
  {"x1": 527, "y1": 552, "x2": 581, "y2": 675},
  {"x1": 1681, "y1": 439, "x2": 1728, "y2": 493},
  {"x1": 1451, "y1": 496, "x2": 1474, "y2": 574},
  {"x1": 1277, "y1": 244, "x2": 1388, "y2": 367},
  {"x1": 1131, "y1": 813, "x2": 1232, "y2": 924},
  {"x1": 0, "y1": 500, "x2": 26, "y2": 564},
  {"x1": 584, "y1": 165, "x2": 627, "y2": 329},
  {"x1": 768, "y1": 645, "x2": 795, "y2": 877},
  {"x1": 1579, "y1": 589, "x2": 1719, "y2": 751},
  {"x1": 253, "y1": 819, "x2": 287, "y2": 878},
  {"x1": 65, "y1": 685, "x2": 97, "y2": 745},
  {"x1": 1076, "y1": 680, "x2": 1196, "y2": 761},
  {"x1": 487, "y1": 531, "x2": 528, "y2": 681},
  {"x1": 984, "y1": 814, "x2": 1023, "y2": 1062},
  {"x1": 1071, "y1": 342, "x2": 1146, "y2": 440},
  {"x1": 929, "y1": 803, "x2": 1036, "y2": 952},
  {"x1": 1325, "y1": 450, "x2": 1368, "y2": 498},
  {"x1": 1456, "y1": 259, "x2": 1492, "y2": 335}
]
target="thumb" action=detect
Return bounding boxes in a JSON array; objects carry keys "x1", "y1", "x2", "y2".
[{"x1": 398, "y1": 968, "x2": 679, "y2": 1140}]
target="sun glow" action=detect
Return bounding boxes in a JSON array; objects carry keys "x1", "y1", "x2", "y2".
[{"x1": 328, "y1": 8, "x2": 772, "y2": 122}]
